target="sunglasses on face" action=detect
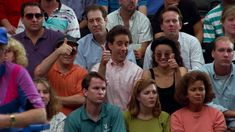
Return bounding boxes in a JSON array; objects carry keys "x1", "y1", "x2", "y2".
[{"x1": 24, "y1": 13, "x2": 43, "y2": 20}]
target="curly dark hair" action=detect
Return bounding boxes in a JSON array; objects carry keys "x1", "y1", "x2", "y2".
[
  {"x1": 127, "y1": 79, "x2": 161, "y2": 118},
  {"x1": 175, "y1": 71, "x2": 215, "y2": 106},
  {"x1": 151, "y1": 36, "x2": 184, "y2": 67}
]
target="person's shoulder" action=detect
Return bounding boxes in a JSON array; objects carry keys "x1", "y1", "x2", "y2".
[
  {"x1": 45, "y1": 28, "x2": 64, "y2": 38},
  {"x1": 67, "y1": 106, "x2": 84, "y2": 119},
  {"x1": 78, "y1": 34, "x2": 93, "y2": 45},
  {"x1": 205, "y1": 4, "x2": 222, "y2": 17},
  {"x1": 107, "y1": 9, "x2": 119, "y2": 18},
  {"x1": 73, "y1": 64, "x2": 88, "y2": 73},
  {"x1": 13, "y1": 32, "x2": 25, "y2": 39},
  {"x1": 160, "y1": 111, "x2": 170, "y2": 118}
]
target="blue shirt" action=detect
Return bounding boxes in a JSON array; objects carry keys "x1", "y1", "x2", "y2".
[
  {"x1": 64, "y1": 103, "x2": 126, "y2": 132},
  {"x1": 98, "y1": 0, "x2": 147, "y2": 13},
  {"x1": 147, "y1": 0, "x2": 163, "y2": 15},
  {"x1": 200, "y1": 63, "x2": 235, "y2": 113},
  {"x1": 74, "y1": 34, "x2": 136, "y2": 71}
]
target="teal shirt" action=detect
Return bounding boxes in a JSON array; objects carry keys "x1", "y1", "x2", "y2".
[{"x1": 64, "y1": 103, "x2": 126, "y2": 132}]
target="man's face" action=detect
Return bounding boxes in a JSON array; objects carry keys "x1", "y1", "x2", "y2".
[
  {"x1": 223, "y1": 14, "x2": 235, "y2": 36},
  {"x1": 119, "y1": 0, "x2": 138, "y2": 12},
  {"x1": 165, "y1": 0, "x2": 180, "y2": 6},
  {"x1": 109, "y1": 34, "x2": 129, "y2": 63},
  {"x1": 160, "y1": 11, "x2": 182, "y2": 38},
  {"x1": 84, "y1": 78, "x2": 106, "y2": 104},
  {"x1": 58, "y1": 43, "x2": 77, "y2": 65},
  {"x1": 87, "y1": 10, "x2": 107, "y2": 36},
  {"x1": 22, "y1": 6, "x2": 43, "y2": 32},
  {"x1": 212, "y1": 40, "x2": 234, "y2": 67}
]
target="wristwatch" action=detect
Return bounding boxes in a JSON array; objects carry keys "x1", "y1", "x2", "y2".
[{"x1": 10, "y1": 114, "x2": 16, "y2": 127}]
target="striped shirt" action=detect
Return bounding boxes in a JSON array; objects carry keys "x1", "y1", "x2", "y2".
[{"x1": 203, "y1": 4, "x2": 224, "y2": 43}]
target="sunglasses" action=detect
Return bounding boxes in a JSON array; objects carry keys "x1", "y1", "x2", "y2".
[{"x1": 24, "y1": 13, "x2": 43, "y2": 20}]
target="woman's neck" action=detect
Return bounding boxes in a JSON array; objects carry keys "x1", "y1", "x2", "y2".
[
  {"x1": 188, "y1": 104, "x2": 203, "y2": 112},
  {"x1": 137, "y1": 105, "x2": 154, "y2": 120}
]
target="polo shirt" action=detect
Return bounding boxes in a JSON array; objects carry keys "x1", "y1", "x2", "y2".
[
  {"x1": 64, "y1": 103, "x2": 126, "y2": 132},
  {"x1": 48, "y1": 63, "x2": 88, "y2": 115},
  {"x1": 14, "y1": 28, "x2": 63, "y2": 77}
]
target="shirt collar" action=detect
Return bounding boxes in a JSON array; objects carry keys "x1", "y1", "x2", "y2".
[
  {"x1": 212, "y1": 62, "x2": 234, "y2": 79},
  {"x1": 81, "y1": 103, "x2": 107, "y2": 121},
  {"x1": 110, "y1": 58, "x2": 127, "y2": 67}
]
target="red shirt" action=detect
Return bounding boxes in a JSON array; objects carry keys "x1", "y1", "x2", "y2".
[{"x1": 0, "y1": 0, "x2": 38, "y2": 27}]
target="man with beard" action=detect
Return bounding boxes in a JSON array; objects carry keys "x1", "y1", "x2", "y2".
[
  {"x1": 200, "y1": 36, "x2": 235, "y2": 131},
  {"x1": 64, "y1": 72, "x2": 126, "y2": 132},
  {"x1": 14, "y1": 2, "x2": 63, "y2": 77},
  {"x1": 34, "y1": 35, "x2": 88, "y2": 115},
  {"x1": 143, "y1": 6, "x2": 204, "y2": 71},
  {"x1": 106, "y1": 0, "x2": 152, "y2": 67},
  {"x1": 92, "y1": 25, "x2": 143, "y2": 110},
  {"x1": 74, "y1": 4, "x2": 136, "y2": 71}
]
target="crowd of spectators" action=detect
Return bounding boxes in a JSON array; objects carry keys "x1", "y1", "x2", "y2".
[{"x1": 1, "y1": 0, "x2": 235, "y2": 131}]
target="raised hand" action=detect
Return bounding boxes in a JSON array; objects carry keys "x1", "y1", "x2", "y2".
[
  {"x1": 168, "y1": 53, "x2": 178, "y2": 69},
  {"x1": 100, "y1": 44, "x2": 111, "y2": 65},
  {"x1": 56, "y1": 38, "x2": 73, "y2": 55}
]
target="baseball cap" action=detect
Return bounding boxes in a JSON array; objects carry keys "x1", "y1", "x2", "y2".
[
  {"x1": 0, "y1": 28, "x2": 8, "y2": 45},
  {"x1": 56, "y1": 35, "x2": 78, "y2": 47}
]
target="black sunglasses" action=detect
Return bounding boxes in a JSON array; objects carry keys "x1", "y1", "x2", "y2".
[{"x1": 24, "y1": 13, "x2": 43, "y2": 20}]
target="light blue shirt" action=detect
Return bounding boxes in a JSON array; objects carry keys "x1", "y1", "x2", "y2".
[
  {"x1": 200, "y1": 63, "x2": 235, "y2": 113},
  {"x1": 74, "y1": 34, "x2": 136, "y2": 71}
]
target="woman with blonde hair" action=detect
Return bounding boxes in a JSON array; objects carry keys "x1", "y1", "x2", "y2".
[
  {"x1": 5, "y1": 37, "x2": 28, "y2": 67},
  {"x1": 34, "y1": 77, "x2": 66, "y2": 132},
  {"x1": 124, "y1": 78, "x2": 170, "y2": 132}
]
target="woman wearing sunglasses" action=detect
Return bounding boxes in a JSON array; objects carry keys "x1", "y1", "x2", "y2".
[
  {"x1": 171, "y1": 71, "x2": 227, "y2": 132},
  {"x1": 142, "y1": 36, "x2": 187, "y2": 114},
  {"x1": 124, "y1": 78, "x2": 170, "y2": 132}
]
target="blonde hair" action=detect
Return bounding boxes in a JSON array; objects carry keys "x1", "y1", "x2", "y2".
[{"x1": 6, "y1": 38, "x2": 28, "y2": 67}]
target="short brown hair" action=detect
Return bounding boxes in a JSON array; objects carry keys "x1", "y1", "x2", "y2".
[
  {"x1": 175, "y1": 71, "x2": 215, "y2": 106},
  {"x1": 127, "y1": 79, "x2": 161, "y2": 118},
  {"x1": 85, "y1": 4, "x2": 107, "y2": 20}
]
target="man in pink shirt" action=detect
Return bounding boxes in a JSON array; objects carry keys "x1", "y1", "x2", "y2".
[{"x1": 92, "y1": 25, "x2": 143, "y2": 110}]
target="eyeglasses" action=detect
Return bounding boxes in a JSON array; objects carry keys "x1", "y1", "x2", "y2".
[
  {"x1": 24, "y1": 13, "x2": 43, "y2": 20},
  {"x1": 155, "y1": 52, "x2": 172, "y2": 58}
]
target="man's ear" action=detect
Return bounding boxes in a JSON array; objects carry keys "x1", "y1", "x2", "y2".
[
  {"x1": 83, "y1": 89, "x2": 88, "y2": 97},
  {"x1": 211, "y1": 50, "x2": 215, "y2": 58}
]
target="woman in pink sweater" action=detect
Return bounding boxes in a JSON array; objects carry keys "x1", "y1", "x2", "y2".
[{"x1": 171, "y1": 71, "x2": 227, "y2": 132}]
